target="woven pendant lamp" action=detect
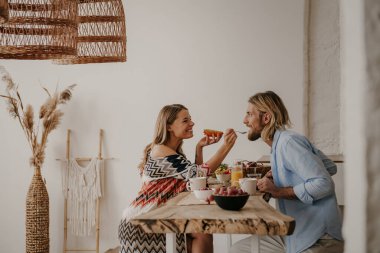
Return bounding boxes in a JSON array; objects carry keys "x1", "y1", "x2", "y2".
[
  {"x1": 54, "y1": 0, "x2": 126, "y2": 64},
  {"x1": 0, "y1": 0, "x2": 77, "y2": 60},
  {"x1": 0, "y1": 0, "x2": 9, "y2": 24}
]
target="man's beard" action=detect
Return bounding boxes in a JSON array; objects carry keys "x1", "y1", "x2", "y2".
[{"x1": 248, "y1": 131, "x2": 261, "y2": 141}]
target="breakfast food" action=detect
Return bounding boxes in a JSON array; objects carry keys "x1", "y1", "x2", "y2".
[
  {"x1": 203, "y1": 129, "x2": 223, "y2": 137},
  {"x1": 213, "y1": 186, "x2": 248, "y2": 196},
  {"x1": 213, "y1": 188, "x2": 249, "y2": 210},
  {"x1": 215, "y1": 163, "x2": 230, "y2": 175},
  {"x1": 196, "y1": 188, "x2": 215, "y2": 204},
  {"x1": 194, "y1": 188, "x2": 214, "y2": 203}
]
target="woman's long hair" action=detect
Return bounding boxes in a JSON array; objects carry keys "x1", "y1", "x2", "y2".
[
  {"x1": 138, "y1": 104, "x2": 188, "y2": 175},
  {"x1": 248, "y1": 91, "x2": 292, "y2": 142}
]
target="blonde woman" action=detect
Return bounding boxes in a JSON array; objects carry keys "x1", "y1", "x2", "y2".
[{"x1": 119, "y1": 104, "x2": 237, "y2": 253}]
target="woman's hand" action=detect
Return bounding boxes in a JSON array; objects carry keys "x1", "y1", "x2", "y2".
[
  {"x1": 195, "y1": 134, "x2": 222, "y2": 165},
  {"x1": 222, "y1": 128, "x2": 237, "y2": 148},
  {"x1": 201, "y1": 129, "x2": 237, "y2": 172},
  {"x1": 197, "y1": 133, "x2": 222, "y2": 148}
]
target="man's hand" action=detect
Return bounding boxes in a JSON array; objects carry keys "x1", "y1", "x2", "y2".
[
  {"x1": 257, "y1": 170, "x2": 275, "y2": 193},
  {"x1": 257, "y1": 171, "x2": 297, "y2": 200},
  {"x1": 257, "y1": 177, "x2": 276, "y2": 193},
  {"x1": 264, "y1": 170, "x2": 273, "y2": 179}
]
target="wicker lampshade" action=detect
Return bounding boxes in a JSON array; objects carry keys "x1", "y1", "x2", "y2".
[
  {"x1": 0, "y1": 0, "x2": 8, "y2": 24},
  {"x1": 54, "y1": 0, "x2": 126, "y2": 64},
  {"x1": 0, "y1": 0, "x2": 77, "y2": 60}
]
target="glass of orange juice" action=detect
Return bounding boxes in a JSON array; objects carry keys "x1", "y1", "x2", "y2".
[{"x1": 231, "y1": 163, "x2": 243, "y2": 185}]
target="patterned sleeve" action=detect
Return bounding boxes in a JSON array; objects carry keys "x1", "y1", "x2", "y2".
[{"x1": 144, "y1": 154, "x2": 197, "y2": 181}]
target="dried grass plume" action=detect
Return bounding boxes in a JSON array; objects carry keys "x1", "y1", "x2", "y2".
[{"x1": 0, "y1": 66, "x2": 76, "y2": 168}]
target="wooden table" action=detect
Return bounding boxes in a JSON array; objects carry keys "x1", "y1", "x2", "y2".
[{"x1": 130, "y1": 192, "x2": 295, "y2": 253}]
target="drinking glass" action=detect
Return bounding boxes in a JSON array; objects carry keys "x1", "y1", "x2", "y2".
[{"x1": 231, "y1": 162, "x2": 243, "y2": 185}]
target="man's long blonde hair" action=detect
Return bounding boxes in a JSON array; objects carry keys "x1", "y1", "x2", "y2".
[
  {"x1": 138, "y1": 104, "x2": 187, "y2": 175},
  {"x1": 249, "y1": 91, "x2": 292, "y2": 142}
]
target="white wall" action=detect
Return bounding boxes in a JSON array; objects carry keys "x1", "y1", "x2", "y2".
[
  {"x1": 308, "y1": 0, "x2": 341, "y2": 154},
  {"x1": 307, "y1": 0, "x2": 344, "y2": 207},
  {"x1": 0, "y1": 0, "x2": 305, "y2": 252},
  {"x1": 341, "y1": 0, "x2": 367, "y2": 252}
]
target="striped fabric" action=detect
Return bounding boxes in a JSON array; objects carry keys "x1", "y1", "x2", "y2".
[{"x1": 118, "y1": 154, "x2": 197, "y2": 253}]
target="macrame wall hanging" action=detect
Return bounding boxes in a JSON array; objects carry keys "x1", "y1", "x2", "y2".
[
  {"x1": 0, "y1": 0, "x2": 77, "y2": 59},
  {"x1": 62, "y1": 157, "x2": 103, "y2": 236},
  {"x1": 53, "y1": 0, "x2": 126, "y2": 64},
  {"x1": 58, "y1": 129, "x2": 113, "y2": 253}
]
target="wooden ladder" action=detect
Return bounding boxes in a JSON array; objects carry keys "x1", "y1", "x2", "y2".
[{"x1": 63, "y1": 129, "x2": 103, "y2": 253}]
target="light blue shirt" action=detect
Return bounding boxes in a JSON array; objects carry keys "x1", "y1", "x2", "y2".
[{"x1": 271, "y1": 130, "x2": 343, "y2": 253}]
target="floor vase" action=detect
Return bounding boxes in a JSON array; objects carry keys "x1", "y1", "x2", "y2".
[{"x1": 26, "y1": 166, "x2": 49, "y2": 253}]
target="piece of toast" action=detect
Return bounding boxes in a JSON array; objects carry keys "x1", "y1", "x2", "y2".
[{"x1": 203, "y1": 129, "x2": 223, "y2": 137}]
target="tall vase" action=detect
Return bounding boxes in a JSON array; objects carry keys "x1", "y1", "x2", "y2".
[{"x1": 26, "y1": 166, "x2": 49, "y2": 253}]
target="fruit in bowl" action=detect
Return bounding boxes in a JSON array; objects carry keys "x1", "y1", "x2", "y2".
[
  {"x1": 215, "y1": 163, "x2": 229, "y2": 174},
  {"x1": 216, "y1": 173, "x2": 231, "y2": 183},
  {"x1": 193, "y1": 188, "x2": 214, "y2": 202},
  {"x1": 215, "y1": 164, "x2": 231, "y2": 183},
  {"x1": 213, "y1": 186, "x2": 249, "y2": 210}
]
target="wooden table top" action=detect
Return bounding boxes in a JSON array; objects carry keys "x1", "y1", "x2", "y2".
[{"x1": 130, "y1": 192, "x2": 295, "y2": 236}]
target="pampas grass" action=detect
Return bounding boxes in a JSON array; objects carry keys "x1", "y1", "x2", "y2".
[{"x1": 0, "y1": 66, "x2": 76, "y2": 168}]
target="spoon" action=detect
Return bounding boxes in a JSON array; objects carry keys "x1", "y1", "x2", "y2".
[{"x1": 236, "y1": 131, "x2": 247, "y2": 134}]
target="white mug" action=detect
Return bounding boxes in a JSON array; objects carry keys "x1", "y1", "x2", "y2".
[
  {"x1": 239, "y1": 178, "x2": 257, "y2": 195},
  {"x1": 186, "y1": 177, "x2": 207, "y2": 191}
]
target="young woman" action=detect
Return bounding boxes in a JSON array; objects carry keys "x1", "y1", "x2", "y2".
[{"x1": 119, "y1": 104, "x2": 237, "y2": 253}]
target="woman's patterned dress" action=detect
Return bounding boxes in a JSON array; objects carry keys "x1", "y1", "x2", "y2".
[{"x1": 118, "y1": 154, "x2": 197, "y2": 253}]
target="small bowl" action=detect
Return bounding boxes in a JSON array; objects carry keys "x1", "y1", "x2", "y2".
[
  {"x1": 193, "y1": 189, "x2": 213, "y2": 202},
  {"x1": 209, "y1": 183, "x2": 223, "y2": 191},
  {"x1": 216, "y1": 173, "x2": 231, "y2": 183},
  {"x1": 213, "y1": 194, "x2": 249, "y2": 210}
]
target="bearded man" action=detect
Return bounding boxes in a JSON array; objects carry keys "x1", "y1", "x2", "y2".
[{"x1": 230, "y1": 91, "x2": 343, "y2": 253}]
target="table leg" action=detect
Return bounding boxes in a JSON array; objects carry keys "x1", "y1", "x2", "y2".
[
  {"x1": 251, "y1": 235, "x2": 260, "y2": 253},
  {"x1": 166, "y1": 233, "x2": 176, "y2": 253},
  {"x1": 226, "y1": 234, "x2": 232, "y2": 248}
]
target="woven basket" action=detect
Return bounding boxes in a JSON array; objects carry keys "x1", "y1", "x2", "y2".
[
  {"x1": 0, "y1": 0, "x2": 77, "y2": 60},
  {"x1": 26, "y1": 167, "x2": 49, "y2": 253},
  {"x1": 54, "y1": 0, "x2": 126, "y2": 64},
  {"x1": 0, "y1": 0, "x2": 8, "y2": 24}
]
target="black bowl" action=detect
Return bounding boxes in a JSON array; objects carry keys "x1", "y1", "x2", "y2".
[{"x1": 213, "y1": 194, "x2": 249, "y2": 211}]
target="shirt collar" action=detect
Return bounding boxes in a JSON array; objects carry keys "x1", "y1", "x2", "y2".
[{"x1": 271, "y1": 129, "x2": 282, "y2": 154}]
